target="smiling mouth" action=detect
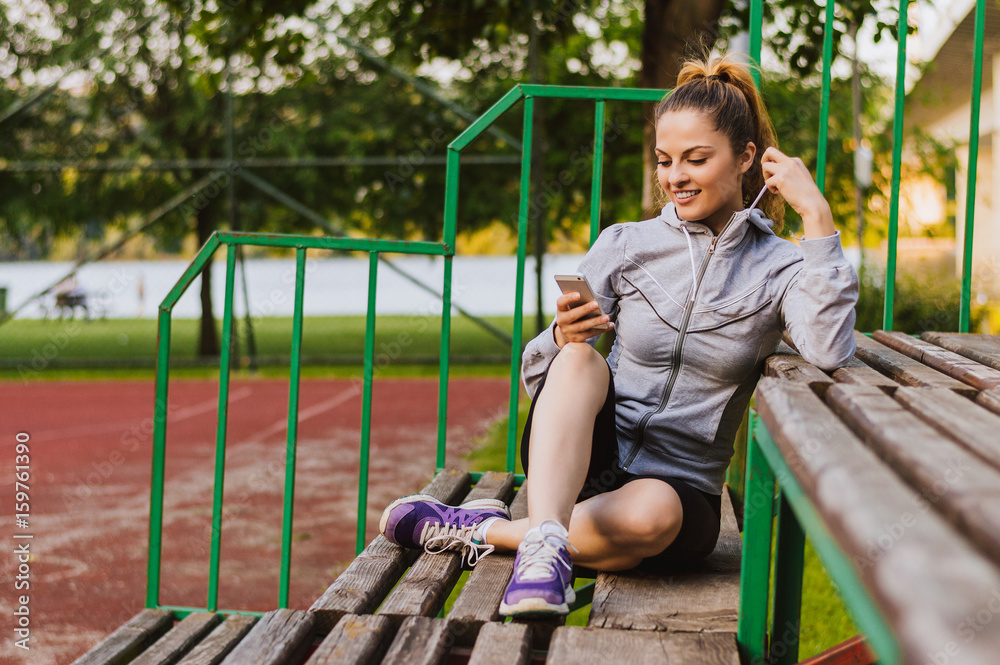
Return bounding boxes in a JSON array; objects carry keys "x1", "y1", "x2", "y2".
[{"x1": 674, "y1": 190, "x2": 701, "y2": 201}]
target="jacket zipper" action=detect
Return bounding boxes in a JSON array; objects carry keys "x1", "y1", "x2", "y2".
[{"x1": 619, "y1": 213, "x2": 739, "y2": 472}]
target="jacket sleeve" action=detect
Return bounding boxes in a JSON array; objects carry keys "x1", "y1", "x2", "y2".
[
  {"x1": 778, "y1": 230, "x2": 859, "y2": 372},
  {"x1": 520, "y1": 224, "x2": 625, "y2": 399}
]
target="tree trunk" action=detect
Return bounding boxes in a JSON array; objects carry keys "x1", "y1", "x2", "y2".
[
  {"x1": 639, "y1": 0, "x2": 726, "y2": 216},
  {"x1": 197, "y1": 202, "x2": 220, "y2": 358}
]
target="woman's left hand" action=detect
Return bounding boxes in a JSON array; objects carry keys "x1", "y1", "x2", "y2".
[{"x1": 760, "y1": 146, "x2": 836, "y2": 239}]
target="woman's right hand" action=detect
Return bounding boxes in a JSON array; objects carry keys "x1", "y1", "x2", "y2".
[{"x1": 553, "y1": 292, "x2": 613, "y2": 348}]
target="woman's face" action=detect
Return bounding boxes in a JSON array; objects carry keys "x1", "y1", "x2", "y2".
[{"x1": 655, "y1": 109, "x2": 755, "y2": 233}]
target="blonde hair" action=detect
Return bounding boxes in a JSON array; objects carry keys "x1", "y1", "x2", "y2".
[{"x1": 654, "y1": 54, "x2": 784, "y2": 232}]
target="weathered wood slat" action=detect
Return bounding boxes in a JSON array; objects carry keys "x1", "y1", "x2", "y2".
[
  {"x1": 827, "y1": 384, "x2": 1000, "y2": 563},
  {"x1": 71, "y1": 609, "x2": 174, "y2": 665},
  {"x1": 830, "y1": 356, "x2": 901, "y2": 393},
  {"x1": 304, "y1": 614, "x2": 395, "y2": 665},
  {"x1": 376, "y1": 472, "x2": 511, "y2": 625},
  {"x1": 921, "y1": 332, "x2": 1000, "y2": 371},
  {"x1": 130, "y1": 612, "x2": 221, "y2": 665},
  {"x1": 546, "y1": 626, "x2": 740, "y2": 665},
  {"x1": 978, "y1": 387, "x2": 1000, "y2": 417},
  {"x1": 509, "y1": 479, "x2": 528, "y2": 520},
  {"x1": 218, "y1": 609, "x2": 316, "y2": 665},
  {"x1": 756, "y1": 378, "x2": 1000, "y2": 665},
  {"x1": 466, "y1": 622, "x2": 532, "y2": 665},
  {"x1": 175, "y1": 615, "x2": 258, "y2": 665},
  {"x1": 874, "y1": 330, "x2": 1000, "y2": 391},
  {"x1": 852, "y1": 331, "x2": 976, "y2": 396},
  {"x1": 765, "y1": 342, "x2": 834, "y2": 395},
  {"x1": 892, "y1": 386, "x2": 1000, "y2": 472},
  {"x1": 588, "y1": 486, "x2": 741, "y2": 633},
  {"x1": 445, "y1": 473, "x2": 517, "y2": 646},
  {"x1": 309, "y1": 469, "x2": 471, "y2": 632},
  {"x1": 379, "y1": 616, "x2": 453, "y2": 665}
]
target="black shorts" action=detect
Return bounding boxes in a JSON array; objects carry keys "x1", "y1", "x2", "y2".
[{"x1": 520, "y1": 357, "x2": 723, "y2": 573}]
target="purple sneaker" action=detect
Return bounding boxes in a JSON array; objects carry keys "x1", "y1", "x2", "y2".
[
  {"x1": 499, "y1": 520, "x2": 576, "y2": 616},
  {"x1": 379, "y1": 493, "x2": 510, "y2": 567}
]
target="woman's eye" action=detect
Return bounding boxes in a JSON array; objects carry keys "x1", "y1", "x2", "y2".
[
  {"x1": 657, "y1": 160, "x2": 670, "y2": 167},
  {"x1": 689, "y1": 158, "x2": 707, "y2": 165}
]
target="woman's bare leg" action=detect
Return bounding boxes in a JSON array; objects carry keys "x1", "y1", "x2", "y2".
[
  {"x1": 521, "y1": 342, "x2": 612, "y2": 528},
  {"x1": 487, "y1": 478, "x2": 684, "y2": 570}
]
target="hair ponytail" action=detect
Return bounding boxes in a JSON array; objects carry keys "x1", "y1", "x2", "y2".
[{"x1": 654, "y1": 54, "x2": 784, "y2": 232}]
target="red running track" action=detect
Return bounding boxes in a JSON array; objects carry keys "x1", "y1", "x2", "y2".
[{"x1": 0, "y1": 377, "x2": 510, "y2": 665}]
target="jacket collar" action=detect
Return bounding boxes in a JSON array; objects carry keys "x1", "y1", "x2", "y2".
[{"x1": 657, "y1": 202, "x2": 775, "y2": 251}]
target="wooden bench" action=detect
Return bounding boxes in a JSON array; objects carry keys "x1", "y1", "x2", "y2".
[
  {"x1": 746, "y1": 331, "x2": 1000, "y2": 665},
  {"x1": 74, "y1": 468, "x2": 744, "y2": 664}
]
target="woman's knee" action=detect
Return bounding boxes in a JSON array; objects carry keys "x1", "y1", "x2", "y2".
[
  {"x1": 550, "y1": 342, "x2": 607, "y2": 382},
  {"x1": 619, "y1": 487, "x2": 683, "y2": 551}
]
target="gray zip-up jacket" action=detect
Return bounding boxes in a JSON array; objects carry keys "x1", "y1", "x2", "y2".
[{"x1": 520, "y1": 202, "x2": 859, "y2": 496}]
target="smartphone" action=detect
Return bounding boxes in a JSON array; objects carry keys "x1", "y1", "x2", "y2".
[{"x1": 554, "y1": 273, "x2": 611, "y2": 331}]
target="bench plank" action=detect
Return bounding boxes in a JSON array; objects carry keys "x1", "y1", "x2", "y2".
[
  {"x1": 892, "y1": 386, "x2": 1000, "y2": 472},
  {"x1": 921, "y1": 332, "x2": 1000, "y2": 371},
  {"x1": 827, "y1": 384, "x2": 1000, "y2": 563},
  {"x1": 852, "y1": 331, "x2": 976, "y2": 396},
  {"x1": 71, "y1": 609, "x2": 174, "y2": 665},
  {"x1": 379, "y1": 616, "x2": 452, "y2": 665},
  {"x1": 874, "y1": 330, "x2": 1000, "y2": 391},
  {"x1": 978, "y1": 387, "x2": 1000, "y2": 417},
  {"x1": 131, "y1": 612, "x2": 222, "y2": 665},
  {"x1": 830, "y1": 356, "x2": 901, "y2": 393},
  {"x1": 305, "y1": 614, "x2": 395, "y2": 665},
  {"x1": 756, "y1": 378, "x2": 1000, "y2": 665},
  {"x1": 309, "y1": 469, "x2": 471, "y2": 632},
  {"x1": 467, "y1": 622, "x2": 532, "y2": 665},
  {"x1": 765, "y1": 342, "x2": 834, "y2": 395},
  {"x1": 447, "y1": 473, "x2": 518, "y2": 644},
  {"x1": 218, "y1": 609, "x2": 316, "y2": 665},
  {"x1": 588, "y1": 485, "x2": 741, "y2": 633},
  {"x1": 546, "y1": 626, "x2": 740, "y2": 665},
  {"x1": 175, "y1": 615, "x2": 258, "y2": 665},
  {"x1": 377, "y1": 472, "x2": 510, "y2": 624}
]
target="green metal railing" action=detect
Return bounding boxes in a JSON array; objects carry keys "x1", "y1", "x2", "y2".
[{"x1": 145, "y1": 231, "x2": 451, "y2": 615}]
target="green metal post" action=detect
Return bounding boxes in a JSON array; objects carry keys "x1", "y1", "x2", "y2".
[
  {"x1": 357, "y1": 251, "x2": 379, "y2": 555},
  {"x1": 207, "y1": 243, "x2": 237, "y2": 611},
  {"x1": 960, "y1": 0, "x2": 986, "y2": 333},
  {"x1": 590, "y1": 100, "x2": 606, "y2": 246},
  {"x1": 146, "y1": 309, "x2": 172, "y2": 608},
  {"x1": 769, "y1": 486, "x2": 805, "y2": 665},
  {"x1": 884, "y1": 0, "x2": 909, "y2": 332},
  {"x1": 437, "y1": 148, "x2": 460, "y2": 470},
  {"x1": 507, "y1": 95, "x2": 534, "y2": 473},
  {"x1": 816, "y1": 0, "x2": 836, "y2": 195},
  {"x1": 737, "y1": 415, "x2": 776, "y2": 665},
  {"x1": 278, "y1": 247, "x2": 306, "y2": 607},
  {"x1": 749, "y1": 0, "x2": 762, "y2": 87}
]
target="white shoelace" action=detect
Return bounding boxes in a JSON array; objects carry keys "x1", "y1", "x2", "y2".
[
  {"x1": 516, "y1": 524, "x2": 577, "y2": 581},
  {"x1": 420, "y1": 522, "x2": 495, "y2": 568}
]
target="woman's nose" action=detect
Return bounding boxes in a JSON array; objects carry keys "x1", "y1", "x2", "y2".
[{"x1": 668, "y1": 166, "x2": 689, "y2": 187}]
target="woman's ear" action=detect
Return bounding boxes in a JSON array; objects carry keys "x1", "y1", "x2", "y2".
[{"x1": 739, "y1": 142, "x2": 757, "y2": 174}]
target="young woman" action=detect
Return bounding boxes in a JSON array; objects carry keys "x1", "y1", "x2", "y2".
[{"x1": 379, "y1": 54, "x2": 859, "y2": 617}]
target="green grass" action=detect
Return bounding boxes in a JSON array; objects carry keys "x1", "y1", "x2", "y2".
[
  {"x1": 0, "y1": 314, "x2": 539, "y2": 380},
  {"x1": 454, "y1": 402, "x2": 861, "y2": 647}
]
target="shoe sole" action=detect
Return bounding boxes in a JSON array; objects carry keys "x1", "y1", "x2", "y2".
[
  {"x1": 499, "y1": 585, "x2": 576, "y2": 617},
  {"x1": 378, "y1": 494, "x2": 512, "y2": 541}
]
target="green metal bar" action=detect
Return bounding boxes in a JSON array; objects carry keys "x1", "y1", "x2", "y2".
[
  {"x1": 518, "y1": 84, "x2": 668, "y2": 101},
  {"x1": 467, "y1": 471, "x2": 527, "y2": 485},
  {"x1": 507, "y1": 95, "x2": 534, "y2": 474},
  {"x1": 589, "y1": 100, "x2": 606, "y2": 246},
  {"x1": 737, "y1": 414, "x2": 775, "y2": 665},
  {"x1": 145, "y1": 309, "x2": 172, "y2": 608},
  {"x1": 450, "y1": 87, "x2": 525, "y2": 151},
  {"x1": 437, "y1": 255, "x2": 454, "y2": 471},
  {"x1": 752, "y1": 418, "x2": 902, "y2": 664},
  {"x1": 816, "y1": 0, "x2": 835, "y2": 195},
  {"x1": 216, "y1": 230, "x2": 448, "y2": 255},
  {"x1": 749, "y1": 0, "x2": 763, "y2": 88},
  {"x1": 278, "y1": 247, "x2": 307, "y2": 608},
  {"x1": 769, "y1": 486, "x2": 805, "y2": 665},
  {"x1": 357, "y1": 251, "x2": 379, "y2": 555},
  {"x1": 884, "y1": 0, "x2": 909, "y2": 332},
  {"x1": 568, "y1": 581, "x2": 595, "y2": 612},
  {"x1": 155, "y1": 605, "x2": 265, "y2": 619},
  {"x1": 960, "y1": 0, "x2": 986, "y2": 333},
  {"x1": 207, "y1": 244, "x2": 237, "y2": 611},
  {"x1": 162, "y1": 234, "x2": 222, "y2": 309}
]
